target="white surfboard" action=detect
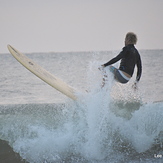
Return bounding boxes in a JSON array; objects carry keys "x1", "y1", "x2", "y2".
[{"x1": 7, "y1": 45, "x2": 77, "y2": 100}]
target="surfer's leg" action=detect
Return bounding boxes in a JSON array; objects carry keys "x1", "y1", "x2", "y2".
[
  {"x1": 101, "y1": 74, "x2": 107, "y2": 88},
  {"x1": 101, "y1": 66, "x2": 115, "y2": 87},
  {"x1": 109, "y1": 65, "x2": 117, "y2": 74},
  {"x1": 114, "y1": 70, "x2": 130, "y2": 84},
  {"x1": 109, "y1": 66, "x2": 129, "y2": 84}
]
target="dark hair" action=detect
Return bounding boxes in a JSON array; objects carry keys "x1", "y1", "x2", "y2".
[{"x1": 125, "y1": 32, "x2": 137, "y2": 44}]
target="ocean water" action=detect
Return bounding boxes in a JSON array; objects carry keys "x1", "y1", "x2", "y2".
[{"x1": 0, "y1": 50, "x2": 163, "y2": 163}]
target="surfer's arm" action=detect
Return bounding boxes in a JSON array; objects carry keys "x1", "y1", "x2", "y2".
[
  {"x1": 102, "y1": 50, "x2": 124, "y2": 67},
  {"x1": 132, "y1": 55, "x2": 142, "y2": 90},
  {"x1": 136, "y1": 55, "x2": 142, "y2": 82}
]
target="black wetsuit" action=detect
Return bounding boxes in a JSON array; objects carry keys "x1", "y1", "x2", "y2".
[{"x1": 104, "y1": 44, "x2": 142, "y2": 82}]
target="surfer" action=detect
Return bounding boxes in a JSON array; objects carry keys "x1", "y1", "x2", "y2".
[{"x1": 101, "y1": 32, "x2": 142, "y2": 89}]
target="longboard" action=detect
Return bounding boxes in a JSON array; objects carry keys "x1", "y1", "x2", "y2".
[{"x1": 7, "y1": 45, "x2": 77, "y2": 100}]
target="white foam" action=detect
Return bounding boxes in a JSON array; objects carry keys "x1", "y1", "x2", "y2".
[{"x1": 0, "y1": 60, "x2": 163, "y2": 162}]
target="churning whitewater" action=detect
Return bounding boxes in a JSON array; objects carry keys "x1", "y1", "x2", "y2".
[{"x1": 0, "y1": 50, "x2": 163, "y2": 162}]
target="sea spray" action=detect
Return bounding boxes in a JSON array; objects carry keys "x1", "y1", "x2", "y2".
[
  {"x1": 74, "y1": 61, "x2": 117, "y2": 160},
  {"x1": 0, "y1": 59, "x2": 163, "y2": 162}
]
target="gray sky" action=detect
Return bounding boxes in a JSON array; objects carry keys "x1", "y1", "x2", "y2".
[{"x1": 0, "y1": 0, "x2": 163, "y2": 53}]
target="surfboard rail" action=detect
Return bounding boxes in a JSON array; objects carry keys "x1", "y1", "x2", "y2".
[{"x1": 7, "y1": 45, "x2": 77, "y2": 100}]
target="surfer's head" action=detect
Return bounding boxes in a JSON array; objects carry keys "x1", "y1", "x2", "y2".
[{"x1": 125, "y1": 32, "x2": 137, "y2": 46}]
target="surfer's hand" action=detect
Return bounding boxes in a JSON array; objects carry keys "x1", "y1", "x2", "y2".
[
  {"x1": 132, "y1": 81, "x2": 138, "y2": 90},
  {"x1": 101, "y1": 64, "x2": 105, "y2": 68},
  {"x1": 98, "y1": 65, "x2": 105, "y2": 71}
]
